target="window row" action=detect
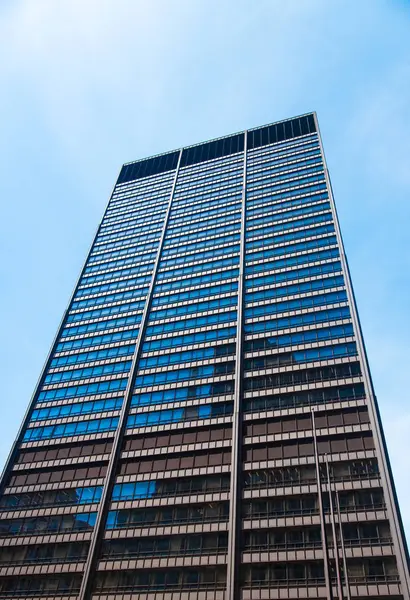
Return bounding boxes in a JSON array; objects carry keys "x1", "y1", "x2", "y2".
[
  {"x1": 84, "y1": 251, "x2": 156, "y2": 275},
  {"x1": 145, "y1": 309, "x2": 237, "y2": 337},
  {"x1": 131, "y1": 381, "x2": 234, "y2": 407},
  {"x1": 245, "y1": 247, "x2": 339, "y2": 277},
  {"x1": 71, "y1": 287, "x2": 148, "y2": 311},
  {"x1": 93, "y1": 230, "x2": 160, "y2": 253},
  {"x1": 0, "y1": 512, "x2": 98, "y2": 537},
  {"x1": 55, "y1": 327, "x2": 139, "y2": 353},
  {"x1": 88, "y1": 241, "x2": 158, "y2": 265},
  {"x1": 152, "y1": 282, "x2": 238, "y2": 308},
  {"x1": 244, "y1": 407, "x2": 369, "y2": 437},
  {"x1": 246, "y1": 222, "x2": 334, "y2": 252},
  {"x1": 61, "y1": 313, "x2": 142, "y2": 338},
  {"x1": 245, "y1": 290, "x2": 347, "y2": 320},
  {"x1": 139, "y1": 342, "x2": 236, "y2": 369},
  {"x1": 174, "y1": 173, "x2": 242, "y2": 195},
  {"x1": 170, "y1": 194, "x2": 240, "y2": 221},
  {"x1": 103, "y1": 532, "x2": 228, "y2": 559},
  {"x1": 245, "y1": 324, "x2": 353, "y2": 354},
  {"x1": 244, "y1": 362, "x2": 362, "y2": 392},
  {"x1": 244, "y1": 342, "x2": 357, "y2": 371},
  {"x1": 31, "y1": 397, "x2": 123, "y2": 422},
  {"x1": 176, "y1": 165, "x2": 241, "y2": 186},
  {"x1": 100, "y1": 206, "x2": 167, "y2": 233},
  {"x1": 244, "y1": 306, "x2": 350, "y2": 335},
  {"x1": 111, "y1": 474, "x2": 230, "y2": 502},
  {"x1": 247, "y1": 165, "x2": 323, "y2": 191},
  {"x1": 155, "y1": 268, "x2": 239, "y2": 294},
  {"x1": 245, "y1": 273, "x2": 343, "y2": 303},
  {"x1": 244, "y1": 559, "x2": 397, "y2": 586},
  {"x1": 243, "y1": 459, "x2": 378, "y2": 490},
  {"x1": 123, "y1": 424, "x2": 232, "y2": 450},
  {"x1": 247, "y1": 173, "x2": 325, "y2": 200},
  {"x1": 167, "y1": 209, "x2": 241, "y2": 238},
  {"x1": 246, "y1": 210, "x2": 331, "y2": 241},
  {"x1": 119, "y1": 450, "x2": 232, "y2": 476},
  {"x1": 162, "y1": 232, "x2": 240, "y2": 258},
  {"x1": 105, "y1": 189, "x2": 169, "y2": 212},
  {"x1": 246, "y1": 260, "x2": 342, "y2": 294},
  {"x1": 0, "y1": 541, "x2": 89, "y2": 566},
  {"x1": 245, "y1": 495, "x2": 386, "y2": 522},
  {"x1": 94, "y1": 567, "x2": 226, "y2": 593},
  {"x1": 142, "y1": 326, "x2": 236, "y2": 354},
  {"x1": 104, "y1": 200, "x2": 168, "y2": 223},
  {"x1": 37, "y1": 377, "x2": 127, "y2": 402},
  {"x1": 248, "y1": 138, "x2": 318, "y2": 164},
  {"x1": 44, "y1": 360, "x2": 132, "y2": 384},
  {"x1": 134, "y1": 361, "x2": 235, "y2": 388},
  {"x1": 1, "y1": 485, "x2": 103, "y2": 510},
  {"x1": 127, "y1": 402, "x2": 233, "y2": 430},
  {"x1": 106, "y1": 502, "x2": 229, "y2": 530},
  {"x1": 244, "y1": 526, "x2": 321, "y2": 550},
  {"x1": 248, "y1": 139, "x2": 318, "y2": 162},
  {"x1": 24, "y1": 416, "x2": 119, "y2": 441},
  {"x1": 95, "y1": 222, "x2": 162, "y2": 245},
  {"x1": 244, "y1": 433, "x2": 374, "y2": 463},
  {"x1": 247, "y1": 202, "x2": 331, "y2": 233},
  {"x1": 244, "y1": 382, "x2": 365, "y2": 414},
  {"x1": 157, "y1": 255, "x2": 239, "y2": 281},
  {"x1": 161, "y1": 242, "x2": 240, "y2": 269},
  {"x1": 16, "y1": 440, "x2": 113, "y2": 465},
  {"x1": 8, "y1": 464, "x2": 107, "y2": 488},
  {"x1": 248, "y1": 158, "x2": 322, "y2": 182},
  {"x1": 0, "y1": 574, "x2": 83, "y2": 596},
  {"x1": 172, "y1": 183, "x2": 242, "y2": 206},
  {"x1": 246, "y1": 182, "x2": 327, "y2": 212},
  {"x1": 247, "y1": 153, "x2": 321, "y2": 180},
  {"x1": 246, "y1": 233, "x2": 336, "y2": 265},
  {"x1": 75, "y1": 274, "x2": 152, "y2": 298},
  {"x1": 66, "y1": 300, "x2": 145, "y2": 324},
  {"x1": 51, "y1": 343, "x2": 135, "y2": 368},
  {"x1": 162, "y1": 221, "x2": 240, "y2": 248},
  {"x1": 80, "y1": 261, "x2": 154, "y2": 285},
  {"x1": 247, "y1": 192, "x2": 329, "y2": 225},
  {"x1": 175, "y1": 167, "x2": 241, "y2": 190},
  {"x1": 169, "y1": 198, "x2": 241, "y2": 227},
  {"x1": 149, "y1": 295, "x2": 237, "y2": 322}
]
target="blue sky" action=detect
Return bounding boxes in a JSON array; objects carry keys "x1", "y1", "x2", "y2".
[{"x1": 0, "y1": 0, "x2": 409, "y2": 536}]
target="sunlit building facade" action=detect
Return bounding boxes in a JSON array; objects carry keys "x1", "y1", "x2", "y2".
[{"x1": 0, "y1": 113, "x2": 409, "y2": 600}]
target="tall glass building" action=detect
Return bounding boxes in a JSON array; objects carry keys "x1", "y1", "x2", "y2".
[{"x1": 0, "y1": 113, "x2": 409, "y2": 600}]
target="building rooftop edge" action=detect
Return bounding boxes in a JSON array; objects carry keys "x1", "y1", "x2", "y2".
[{"x1": 122, "y1": 111, "x2": 317, "y2": 168}]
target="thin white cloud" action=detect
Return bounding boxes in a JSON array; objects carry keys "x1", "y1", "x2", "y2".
[
  {"x1": 0, "y1": 0, "x2": 330, "y2": 159},
  {"x1": 345, "y1": 61, "x2": 410, "y2": 191},
  {"x1": 1, "y1": 0, "x2": 409, "y2": 543}
]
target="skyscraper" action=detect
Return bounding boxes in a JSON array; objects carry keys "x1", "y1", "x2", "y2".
[{"x1": 0, "y1": 112, "x2": 408, "y2": 600}]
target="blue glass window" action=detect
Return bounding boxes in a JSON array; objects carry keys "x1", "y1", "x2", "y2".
[
  {"x1": 23, "y1": 417, "x2": 119, "y2": 441},
  {"x1": 245, "y1": 262, "x2": 342, "y2": 290},
  {"x1": 244, "y1": 306, "x2": 351, "y2": 335}
]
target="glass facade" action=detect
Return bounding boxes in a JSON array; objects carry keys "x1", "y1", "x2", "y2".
[{"x1": 0, "y1": 113, "x2": 409, "y2": 600}]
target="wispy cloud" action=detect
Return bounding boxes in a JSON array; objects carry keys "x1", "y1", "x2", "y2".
[
  {"x1": 346, "y1": 61, "x2": 410, "y2": 191},
  {"x1": 0, "y1": 0, "x2": 409, "y2": 542},
  {"x1": 0, "y1": 0, "x2": 331, "y2": 162}
]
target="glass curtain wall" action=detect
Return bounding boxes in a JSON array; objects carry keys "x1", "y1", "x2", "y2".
[{"x1": 0, "y1": 114, "x2": 408, "y2": 600}]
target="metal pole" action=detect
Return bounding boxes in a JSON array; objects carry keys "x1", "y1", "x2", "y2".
[
  {"x1": 326, "y1": 454, "x2": 343, "y2": 600},
  {"x1": 312, "y1": 409, "x2": 333, "y2": 600},
  {"x1": 335, "y1": 490, "x2": 351, "y2": 600}
]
